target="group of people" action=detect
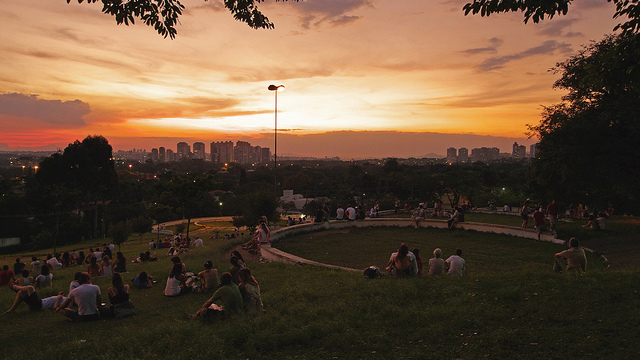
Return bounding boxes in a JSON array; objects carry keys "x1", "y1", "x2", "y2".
[
  {"x1": 386, "y1": 243, "x2": 466, "y2": 277},
  {"x1": 5, "y1": 270, "x2": 135, "y2": 321}
]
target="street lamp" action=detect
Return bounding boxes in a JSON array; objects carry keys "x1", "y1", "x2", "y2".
[{"x1": 268, "y1": 84, "x2": 284, "y2": 192}]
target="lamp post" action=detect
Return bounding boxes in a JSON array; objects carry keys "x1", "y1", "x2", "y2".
[{"x1": 268, "y1": 84, "x2": 284, "y2": 193}]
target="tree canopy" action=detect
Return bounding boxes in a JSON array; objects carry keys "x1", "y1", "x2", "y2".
[
  {"x1": 463, "y1": 0, "x2": 640, "y2": 34},
  {"x1": 69, "y1": 0, "x2": 296, "y2": 39},
  {"x1": 527, "y1": 32, "x2": 640, "y2": 212}
]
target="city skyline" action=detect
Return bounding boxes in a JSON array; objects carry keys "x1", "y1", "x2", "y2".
[{"x1": 0, "y1": 1, "x2": 620, "y2": 157}]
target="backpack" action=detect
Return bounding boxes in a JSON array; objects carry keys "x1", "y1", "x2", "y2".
[{"x1": 363, "y1": 266, "x2": 383, "y2": 279}]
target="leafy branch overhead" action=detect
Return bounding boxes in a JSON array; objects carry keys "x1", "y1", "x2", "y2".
[
  {"x1": 69, "y1": 0, "x2": 297, "y2": 39},
  {"x1": 463, "y1": 0, "x2": 640, "y2": 34}
]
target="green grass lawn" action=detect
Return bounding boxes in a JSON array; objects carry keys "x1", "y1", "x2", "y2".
[{"x1": 1, "y1": 219, "x2": 638, "y2": 359}]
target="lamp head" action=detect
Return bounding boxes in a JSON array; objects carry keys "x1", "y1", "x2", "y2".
[{"x1": 268, "y1": 84, "x2": 285, "y2": 91}]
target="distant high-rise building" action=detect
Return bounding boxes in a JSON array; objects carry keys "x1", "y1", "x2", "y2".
[
  {"x1": 470, "y1": 147, "x2": 500, "y2": 163},
  {"x1": 512, "y1": 142, "x2": 526, "y2": 159},
  {"x1": 261, "y1": 147, "x2": 271, "y2": 165},
  {"x1": 447, "y1": 147, "x2": 457, "y2": 163},
  {"x1": 530, "y1": 143, "x2": 539, "y2": 158},
  {"x1": 151, "y1": 148, "x2": 159, "y2": 162},
  {"x1": 458, "y1": 147, "x2": 469, "y2": 163},
  {"x1": 177, "y1": 142, "x2": 190, "y2": 160},
  {"x1": 158, "y1": 147, "x2": 165, "y2": 163},
  {"x1": 210, "y1": 141, "x2": 234, "y2": 164},
  {"x1": 193, "y1": 142, "x2": 205, "y2": 160},
  {"x1": 234, "y1": 141, "x2": 251, "y2": 164},
  {"x1": 165, "y1": 149, "x2": 175, "y2": 162}
]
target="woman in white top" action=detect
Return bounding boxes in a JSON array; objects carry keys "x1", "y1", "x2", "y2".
[
  {"x1": 163, "y1": 263, "x2": 191, "y2": 297},
  {"x1": 101, "y1": 255, "x2": 113, "y2": 276}
]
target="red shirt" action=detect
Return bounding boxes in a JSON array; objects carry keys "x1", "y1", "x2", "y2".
[
  {"x1": 0, "y1": 269, "x2": 15, "y2": 286},
  {"x1": 533, "y1": 210, "x2": 546, "y2": 226}
]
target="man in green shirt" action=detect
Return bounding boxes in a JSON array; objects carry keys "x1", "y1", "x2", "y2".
[{"x1": 189, "y1": 272, "x2": 243, "y2": 320}]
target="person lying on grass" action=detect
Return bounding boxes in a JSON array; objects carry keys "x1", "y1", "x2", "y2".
[
  {"x1": 133, "y1": 271, "x2": 154, "y2": 289},
  {"x1": 4, "y1": 283, "x2": 67, "y2": 314},
  {"x1": 189, "y1": 272, "x2": 243, "y2": 321}
]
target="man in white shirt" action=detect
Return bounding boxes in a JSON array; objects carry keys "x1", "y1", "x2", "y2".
[
  {"x1": 193, "y1": 237, "x2": 204, "y2": 247},
  {"x1": 345, "y1": 205, "x2": 356, "y2": 221},
  {"x1": 56, "y1": 272, "x2": 103, "y2": 322},
  {"x1": 46, "y1": 254, "x2": 63, "y2": 270},
  {"x1": 445, "y1": 249, "x2": 466, "y2": 276}
]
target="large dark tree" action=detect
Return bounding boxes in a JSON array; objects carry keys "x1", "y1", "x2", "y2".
[{"x1": 527, "y1": 33, "x2": 640, "y2": 213}]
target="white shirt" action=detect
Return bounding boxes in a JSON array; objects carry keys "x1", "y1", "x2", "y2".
[
  {"x1": 336, "y1": 207, "x2": 345, "y2": 220},
  {"x1": 68, "y1": 283, "x2": 101, "y2": 315},
  {"x1": 445, "y1": 255, "x2": 465, "y2": 276},
  {"x1": 193, "y1": 238, "x2": 204, "y2": 247},
  {"x1": 346, "y1": 207, "x2": 356, "y2": 220}
]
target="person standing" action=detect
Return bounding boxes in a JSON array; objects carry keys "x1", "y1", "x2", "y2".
[
  {"x1": 533, "y1": 207, "x2": 546, "y2": 241},
  {"x1": 520, "y1": 199, "x2": 531, "y2": 228},
  {"x1": 546, "y1": 200, "x2": 558, "y2": 235}
]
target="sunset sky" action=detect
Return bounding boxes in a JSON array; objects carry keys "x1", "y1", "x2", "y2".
[{"x1": 0, "y1": 0, "x2": 621, "y2": 158}]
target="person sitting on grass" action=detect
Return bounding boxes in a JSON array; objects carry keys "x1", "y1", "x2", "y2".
[
  {"x1": 445, "y1": 249, "x2": 466, "y2": 276},
  {"x1": 35, "y1": 264, "x2": 53, "y2": 288},
  {"x1": 189, "y1": 272, "x2": 243, "y2": 321},
  {"x1": 238, "y1": 268, "x2": 263, "y2": 314},
  {"x1": 113, "y1": 252, "x2": 127, "y2": 273},
  {"x1": 582, "y1": 214, "x2": 600, "y2": 231},
  {"x1": 4, "y1": 283, "x2": 67, "y2": 314},
  {"x1": 198, "y1": 260, "x2": 219, "y2": 292},
  {"x1": 229, "y1": 256, "x2": 245, "y2": 284},
  {"x1": 163, "y1": 263, "x2": 191, "y2": 297},
  {"x1": 133, "y1": 271, "x2": 154, "y2": 289},
  {"x1": 386, "y1": 243, "x2": 417, "y2": 278},
  {"x1": 16, "y1": 270, "x2": 33, "y2": 286},
  {"x1": 412, "y1": 248, "x2": 423, "y2": 276},
  {"x1": 0, "y1": 265, "x2": 16, "y2": 286},
  {"x1": 170, "y1": 256, "x2": 186, "y2": 273},
  {"x1": 69, "y1": 271, "x2": 82, "y2": 294},
  {"x1": 428, "y1": 248, "x2": 445, "y2": 275},
  {"x1": 56, "y1": 272, "x2": 104, "y2": 322},
  {"x1": 554, "y1": 237, "x2": 587, "y2": 272},
  {"x1": 101, "y1": 255, "x2": 113, "y2": 277},
  {"x1": 87, "y1": 257, "x2": 101, "y2": 278},
  {"x1": 107, "y1": 273, "x2": 130, "y2": 307}
]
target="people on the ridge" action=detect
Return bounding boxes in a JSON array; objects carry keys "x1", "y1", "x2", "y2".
[{"x1": 546, "y1": 200, "x2": 558, "y2": 235}]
